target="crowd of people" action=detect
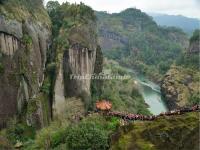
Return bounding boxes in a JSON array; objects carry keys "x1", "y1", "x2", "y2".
[
  {"x1": 104, "y1": 105, "x2": 200, "y2": 121},
  {"x1": 107, "y1": 111, "x2": 156, "y2": 121}
]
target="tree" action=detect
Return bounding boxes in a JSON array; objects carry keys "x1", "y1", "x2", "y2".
[
  {"x1": 46, "y1": 1, "x2": 62, "y2": 36},
  {"x1": 46, "y1": 1, "x2": 60, "y2": 14}
]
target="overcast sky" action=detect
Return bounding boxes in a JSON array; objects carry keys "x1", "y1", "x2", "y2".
[{"x1": 44, "y1": 0, "x2": 200, "y2": 19}]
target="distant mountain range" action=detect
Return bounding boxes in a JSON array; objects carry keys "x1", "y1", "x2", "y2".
[{"x1": 149, "y1": 13, "x2": 200, "y2": 35}]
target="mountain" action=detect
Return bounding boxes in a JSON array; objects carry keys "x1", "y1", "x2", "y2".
[
  {"x1": 96, "y1": 8, "x2": 188, "y2": 82},
  {"x1": 0, "y1": 1, "x2": 199, "y2": 150},
  {"x1": 149, "y1": 13, "x2": 200, "y2": 35},
  {"x1": 161, "y1": 30, "x2": 200, "y2": 110}
]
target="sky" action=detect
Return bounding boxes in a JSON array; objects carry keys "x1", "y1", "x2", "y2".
[{"x1": 44, "y1": 0, "x2": 200, "y2": 19}]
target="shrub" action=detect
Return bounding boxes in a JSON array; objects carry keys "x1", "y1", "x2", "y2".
[
  {"x1": 189, "y1": 93, "x2": 200, "y2": 105},
  {"x1": 40, "y1": 78, "x2": 51, "y2": 94},
  {"x1": 22, "y1": 34, "x2": 32, "y2": 45},
  {"x1": 34, "y1": 123, "x2": 68, "y2": 149},
  {"x1": 105, "y1": 117, "x2": 120, "y2": 131},
  {"x1": 66, "y1": 122, "x2": 109, "y2": 150},
  {"x1": 6, "y1": 122, "x2": 35, "y2": 144}
]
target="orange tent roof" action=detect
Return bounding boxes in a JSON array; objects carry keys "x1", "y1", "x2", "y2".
[{"x1": 96, "y1": 100, "x2": 112, "y2": 110}]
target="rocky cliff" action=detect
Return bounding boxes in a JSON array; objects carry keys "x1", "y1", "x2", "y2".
[
  {"x1": 53, "y1": 23, "x2": 98, "y2": 115},
  {"x1": 161, "y1": 66, "x2": 199, "y2": 110},
  {"x1": 63, "y1": 24, "x2": 97, "y2": 99},
  {"x1": 0, "y1": 0, "x2": 51, "y2": 128},
  {"x1": 50, "y1": 3, "x2": 102, "y2": 116},
  {"x1": 161, "y1": 30, "x2": 199, "y2": 110}
]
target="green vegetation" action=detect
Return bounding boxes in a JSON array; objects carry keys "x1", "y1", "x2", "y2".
[
  {"x1": 189, "y1": 93, "x2": 200, "y2": 105},
  {"x1": 97, "y1": 9, "x2": 188, "y2": 81},
  {"x1": 0, "y1": 0, "x2": 51, "y2": 27},
  {"x1": 47, "y1": 1, "x2": 96, "y2": 37},
  {"x1": 0, "y1": 118, "x2": 36, "y2": 148},
  {"x1": 190, "y1": 29, "x2": 200, "y2": 43},
  {"x1": 176, "y1": 53, "x2": 199, "y2": 69},
  {"x1": 66, "y1": 122, "x2": 109, "y2": 150},
  {"x1": 0, "y1": 1, "x2": 198, "y2": 150},
  {"x1": 22, "y1": 34, "x2": 32, "y2": 45},
  {"x1": 40, "y1": 78, "x2": 51, "y2": 95},
  {"x1": 111, "y1": 112, "x2": 199, "y2": 150},
  {"x1": 162, "y1": 30, "x2": 200, "y2": 108},
  {"x1": 93, "y1": 59, "x2": 151, "y2": 115},
  {"x1": 26, "y1": 99, "x2": 38, "y2": 115},
  {"x1": 46, "y1": 1, "x2": 98, "y2": 110},
  {"x1": 15, "y1": 114, "x2": 120, "y2": 150},
  {"x1": 176, "y1": 29, "x2": 200, "y2": 69},
  {"x1": 29, "y1": 122, "x2": 68, "y2": 149}
]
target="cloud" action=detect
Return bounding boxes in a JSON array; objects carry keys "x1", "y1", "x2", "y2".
[
  {"x1": 195, "y1": 0, "x2": 200, "y2": 8},
  {"x1": 44, "y1": 0, "x2": 200, "y2": 19}
]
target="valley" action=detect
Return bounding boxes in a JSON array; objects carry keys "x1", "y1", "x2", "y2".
[{"x1": 0, "y1": 0, "x2": 199, "y2": 150}]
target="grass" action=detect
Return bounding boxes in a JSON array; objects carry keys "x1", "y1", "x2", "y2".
[{"x1": 111, "y1": 112, "x2": 199, "y2": 150}]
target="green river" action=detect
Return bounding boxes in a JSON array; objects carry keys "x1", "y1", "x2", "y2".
[{"x1": 126, "y1": 68, "x2": 168, "y2": 115}]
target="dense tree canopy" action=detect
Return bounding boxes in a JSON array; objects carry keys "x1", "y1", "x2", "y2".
[
  {"x1": 46, "y1": 1, "x2": 96, "y2": 36},
  {"x1": 96, "y1": 9, "x2": 188, "y2": 80},
  {"x1": 190, "y1": 29, "x2": 200, "y2": 42}
]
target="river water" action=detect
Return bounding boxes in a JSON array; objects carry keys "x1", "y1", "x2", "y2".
[{"x1": 125, "y1": 68, "x2": 168, "y2": 115}]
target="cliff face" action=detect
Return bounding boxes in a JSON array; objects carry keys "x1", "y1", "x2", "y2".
[
  {"x1": 51, "y1": 3, "x2": 102, "y2": 115},
  {"x1": 161, "y1": 66, "x2": 199, "y2": 109},
  {"x1": 63, "y1": 24, "x2": 97, "y2": 99},
  {"x1": 54, "y1": 24, "x2": 99, "y2": 113},
  {"x1": 161, "y1": 31, "x2": 199, "y2": 110},
  {"x1": 0, "y1": 0, "x2": 51, "y2": 127}
]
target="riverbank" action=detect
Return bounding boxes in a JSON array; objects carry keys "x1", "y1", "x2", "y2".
[{"x1": 109, "y1": 61, "x2": 168, "y2": 115}]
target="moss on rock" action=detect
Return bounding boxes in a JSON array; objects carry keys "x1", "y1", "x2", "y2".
[{"x1": 111, "y1": 112, "x2": 199, "y2": 150}]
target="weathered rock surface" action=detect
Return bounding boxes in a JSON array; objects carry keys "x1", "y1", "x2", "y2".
[
  {"x1": 0, "y1": 0, "x2": 51, "y2": 128},
  {"x1": 63, "y1": 24, "x2": 98, "y2": 104},
  {"x1": 0, "y1": 33, "x2": 20, "y2": 56},
  {"x1": 161, "y1": 65, "x2": 199, "y2": 110},
  {"x1": 0, "y1": 16, "x2": 23, "y2": 39}
]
